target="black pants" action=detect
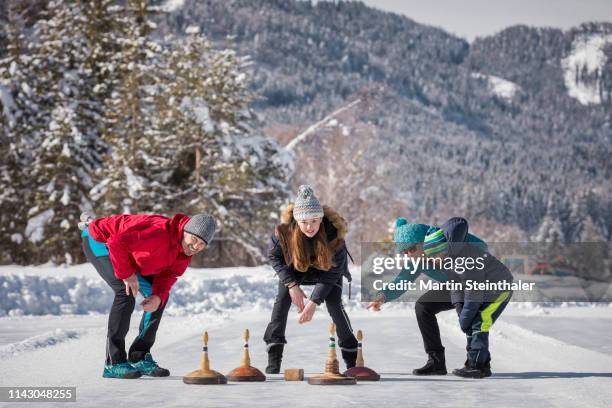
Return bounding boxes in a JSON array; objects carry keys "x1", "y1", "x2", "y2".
[
  {"x1": 82, "y1": 237, "x2": 167, "y2": 365},
  {"x1": 414, "y1": 289, "x2": 455, "y2": 355},
  {"x1": 263, "y1": 280, "x2": 358, "y2": 353}
]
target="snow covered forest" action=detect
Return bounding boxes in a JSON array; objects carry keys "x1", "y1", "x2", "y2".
[
  {"x1": 0, "y1": 0, "x2": 292, "y2": 266},
  {"x1": 1, "y1": 0, "x2": 611, "y2": 267}
]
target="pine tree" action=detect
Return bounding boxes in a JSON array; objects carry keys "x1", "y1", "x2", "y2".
[
  {"x1": 156, "y1": 27, "x2": 291, "y2": 264},
  {"x1": 581, "y1": 216, "x2": 603, "y2": 242},
  {"x1": 0, "y1": 3, "x2": 43, "y2": 263},
  {"x1": 566, "y1": 193, "x2": 587, "y2": 242},
  {"x1": 23, "y1": 0, "x2": 103, "y2": 263},
  {"x1": 533, "y1": 196, "x2": 564, "y2": 243},
  {"x1": 93, "y1": 0, "x2": 166, "y2": 215},
  {"x1": 29, "y1": 104, "x2": 98, "y2": 263}
]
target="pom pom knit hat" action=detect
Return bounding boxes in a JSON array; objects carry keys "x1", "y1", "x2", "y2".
[
  {"x1": 293, "y1": 185, "x2": 324, "y2": 221},
  {"x1": 393, "y1": 218, "x2": 429, "y2": 252}
]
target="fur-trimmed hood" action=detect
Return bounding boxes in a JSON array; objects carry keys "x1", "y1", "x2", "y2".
[{"x1": 277, "y1": 202, "x2": 348, "y2": 252}]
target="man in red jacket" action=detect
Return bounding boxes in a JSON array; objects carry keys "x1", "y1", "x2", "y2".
[{"x1": 79, "y1": 212, "x2": 216, "y2": 379}]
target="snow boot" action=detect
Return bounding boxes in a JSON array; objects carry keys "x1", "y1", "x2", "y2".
[
  {"x1": 453, "y1": 361, "x2": 490, "y2": 378},
  {"x1": 413, "y1": 352, "x2": 447, "y2": 375},
  {"x1": 131, "y1": 353, "x2": 170, "y2": 377},
  {"x1": 341, "y1": 349, "x2": 358, "y2": 370},
  {"x1": 463, "y1": 356, "x2": 491, "y2": 377},
  {"x1": 482, "y1": 356, "x2": 492, "y2": 377},
  {"x1": 102, "y1": 362, "x2": 142, "y2": 379},
  {"x1": 265, "y1": 344, "x2": 284, "y2": 374}
]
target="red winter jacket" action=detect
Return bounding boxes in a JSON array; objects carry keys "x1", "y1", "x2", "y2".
[{"x1": 88, "y1": 213, "x2": 192, "y2": 305}]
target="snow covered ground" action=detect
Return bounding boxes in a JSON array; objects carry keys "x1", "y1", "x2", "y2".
[
  {"x1": 562, "y1": 33, "x2": 612, "y2": 105},
  {"x1": 1, "y1": 264, "x2": 611, "y2": 408},
  {"x1": 472, "y1": 72, "x2": 521, "y2": 100}
]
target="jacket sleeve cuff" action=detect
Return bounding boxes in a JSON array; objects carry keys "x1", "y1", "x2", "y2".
[
  {"x1": 110, "y1": 262, "x2": 135, "y2": 280},
  {"x1": 280, "y1": 272, "x2": 297, "y2": 286},
  {"x1": 152, "y1": 289, "x2": 170, "y2": 305},
  {"x1": 309, "y1": 296, "x2": 323, "y2": 306}
]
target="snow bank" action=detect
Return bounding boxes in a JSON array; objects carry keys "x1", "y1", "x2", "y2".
[
  {"x1": 0, "y1": 264, "x2": 366, "y2": 317},
  {"x1": 1, "y1": 264, "x2": 608, "y2": 317},
  {"x1": 0, "y1": 274, "x2": 113, "y2": 316},
  {"x1": 0, "y1": 328, "x2": 83, "y2": 359}
]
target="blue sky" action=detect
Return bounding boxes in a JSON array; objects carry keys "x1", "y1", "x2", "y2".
[{"x1": 360, "y1": 0, "x2": 612, "y2": 41}]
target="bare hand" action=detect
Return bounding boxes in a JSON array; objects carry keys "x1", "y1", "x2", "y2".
[
  {"x1": 141, "y1": 295, "x2": 161, "y2": 312},
  {"x1": 367, "y1": 293, "x2": 385, "y2": 312},
  {"x1": 289, "y1": 285, "x2": 307, "y2": 312},
  {"x1": 123, "y1": 274, "x2": 139, "y2": 297},
  {"x1": 298, "y1": 301, "x2": 317, "y2": 324}
]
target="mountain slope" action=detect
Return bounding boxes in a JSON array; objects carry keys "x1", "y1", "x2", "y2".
[{"x1": 156, "y1": 1, "x2": 611, "y2": 249}]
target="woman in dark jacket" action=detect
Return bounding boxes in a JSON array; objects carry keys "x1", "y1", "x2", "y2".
[{"x1": 263, "y1": 185, "x2": 358, "y2": 373}]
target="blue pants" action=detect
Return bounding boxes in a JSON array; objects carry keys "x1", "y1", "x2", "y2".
[{"x1": 466, "y1": 291, "x2": 512, "y2": 365}]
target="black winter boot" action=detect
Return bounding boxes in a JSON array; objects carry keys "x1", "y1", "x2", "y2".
[
  {"x1": 341, "y1": 349, "x2": 357, "y2": 369},
  {"x1": 453, "y1": 361, "x2": 490, "y2": 378},
  {"x1": 482, "y1": 355, "x2": 492, "y2": 377},
  {"x1": 463, "y1": 356, "x2": 491, "y2": 377},
  {"x1": 265, "y1": 344, "x2": 284, "y2": 374},
  {"x1": 413, "y1": 352, "x2": 447, "y2": 375}
]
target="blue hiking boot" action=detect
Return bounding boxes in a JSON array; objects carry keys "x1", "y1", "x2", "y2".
[
  {"x1": 102, "y1": 362, "x2": 142, "y2": 379},
  {"x1": 131, "y1": 353, "x2": 170, "y2": 377}
]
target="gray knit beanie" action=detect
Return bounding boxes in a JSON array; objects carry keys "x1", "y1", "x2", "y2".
[
  {"x1": 184, "y1": 214, "x2": 216, "y2": 244},
  {"x1": 293, "y1": 185, "x2": 324, "y2": 221}
]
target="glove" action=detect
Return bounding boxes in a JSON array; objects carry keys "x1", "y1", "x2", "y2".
[
  {"x1": 459, "y1": 318, "x2": 471, "y2": 333},
  {"x1": 458, "y1": 302, "x2": 480, "y2": 333}
]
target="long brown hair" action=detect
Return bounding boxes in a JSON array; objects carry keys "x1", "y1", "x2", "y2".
[{"x1": 285, "y1": 221, "x2": 333, "y2": 272}]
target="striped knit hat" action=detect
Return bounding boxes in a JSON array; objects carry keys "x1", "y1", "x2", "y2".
[
  {"x1": 293, "y1": 185, "x2": 324, "y2": 221},
  {"x1": 423, "y1": 226, "x2": 449, "y2": 257}
]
